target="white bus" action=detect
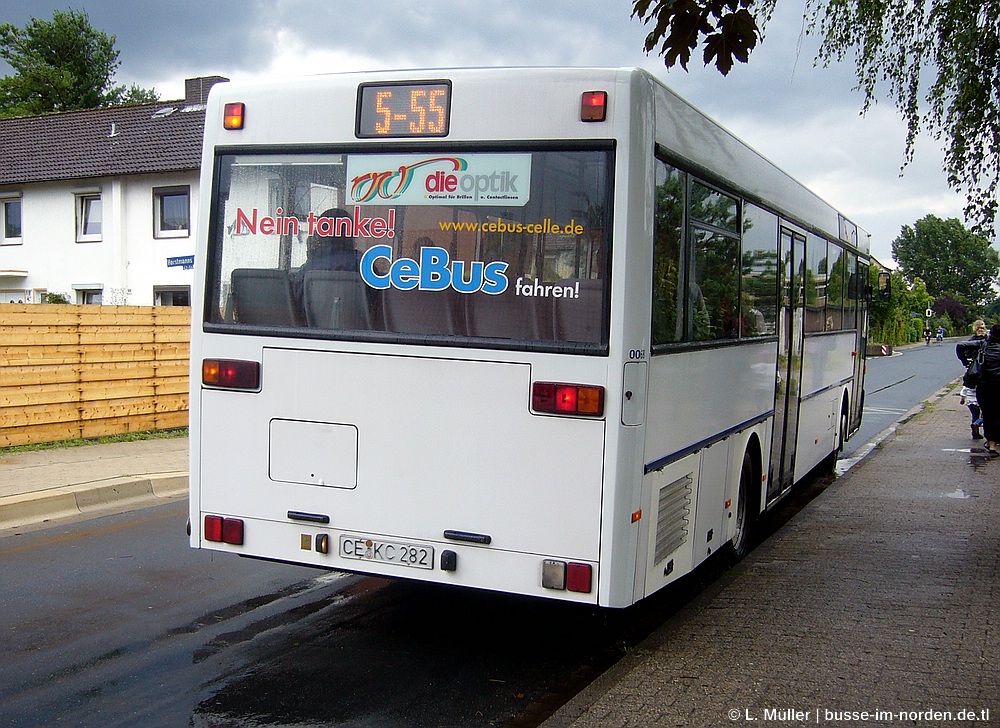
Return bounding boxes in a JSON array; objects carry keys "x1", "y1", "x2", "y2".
[{"x1": 190, "y1": 67, "x2": 871, "y2": 608}]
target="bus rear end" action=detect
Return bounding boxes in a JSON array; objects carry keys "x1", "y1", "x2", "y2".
[{"x1": 190, "y1": 69, "x2": 634, "y2": 605}]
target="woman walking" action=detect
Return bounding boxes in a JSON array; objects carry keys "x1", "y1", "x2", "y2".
[
  {"x1": 956, "y1": 320, "x2": 988, "y2": 439},
  {"x1": 960, "y1": 322, "x2": 1000, "y2": 457}
]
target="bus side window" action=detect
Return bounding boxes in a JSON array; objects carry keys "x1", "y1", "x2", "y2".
[
  {"x1": 653, "y1": 162, "x2": 743, "y2": 346},
  {"x1": 690, "y1": 227, "x2": 739, "y2": 341},
  {"x1": 844, "y1": 252, "x2": 859, "y2": 328},
  {"x1": 827, "y1": 244, "x2": 846, "y2": 330},
  {"x1": 804, "y1": 236, "x2": 828, "y2": 333},
  {"x1": 652, "y1": 159, "x2": 684, "y2": 346},
  {"x1": 689, "y1": 182, "x2": 740, "y2": 342}
]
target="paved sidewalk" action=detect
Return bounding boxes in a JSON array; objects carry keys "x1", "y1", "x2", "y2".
[
  {"x1": 0, "y1": 436, "x2": 188, "y2": 530},
  {"x1": 543, "y1": 381, "x2": 997, "y2": 727}
]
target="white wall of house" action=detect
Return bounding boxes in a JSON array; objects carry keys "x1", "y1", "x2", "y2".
[{"x1": 0, "y1": 172, "x2": 198, "y2": 305}]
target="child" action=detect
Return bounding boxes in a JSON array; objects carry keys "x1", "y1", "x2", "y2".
[{"x1": 960, "y1": 386, "x2": 983, "y2": 439}]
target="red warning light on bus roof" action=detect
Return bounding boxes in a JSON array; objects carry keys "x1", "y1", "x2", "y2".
[
  {"x1": 580, "y1": 91, "x2": 607, "y2": 122},
  {"x1": 223, "y1": 102, "x2": 245, "y2": 130}
]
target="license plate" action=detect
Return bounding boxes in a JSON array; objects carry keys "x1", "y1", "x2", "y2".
[{"x1": 339, "y1": 535, "x2": 434, "y2": 570}]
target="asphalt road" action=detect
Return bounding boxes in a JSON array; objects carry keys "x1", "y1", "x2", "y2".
[
  {"x1": 841, "y1": 339, "x2": 964, "y2": 463},
  {"x1": 0, "y1": 500, "x2": 661, "y2": 727}
]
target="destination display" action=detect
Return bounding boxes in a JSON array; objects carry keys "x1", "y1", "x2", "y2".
[{"x1": 356, "y1": 81, "x2": 451, "y2": 138}]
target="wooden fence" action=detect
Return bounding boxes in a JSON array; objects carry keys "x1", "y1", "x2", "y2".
[{"x1": 0, "y1": 305, "x2": 190, "y2": 447}]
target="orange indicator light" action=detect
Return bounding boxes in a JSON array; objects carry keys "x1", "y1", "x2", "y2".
[
  {"x1": 223, "y1": 102, "x2": 245, "y2": 130},
  {"x1": 576, "y1": 386, "x2": 604, "y2": 415}
]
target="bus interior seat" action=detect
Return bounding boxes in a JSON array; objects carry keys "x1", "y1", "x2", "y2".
[
  {"x1": 382, "y1": 287, "x2": 463, "y2": 336},
  {"x1": 303, "y1": 270, "x2": 372, "y2": 330},
  {"x1": 553, "y1": 279, "x2": 603, "y2": 343},
  {"x1": 466, "y1": 291, "x2": 548, "y2": 341},
  {"x1": 230, "y1": 268, "x2": 300, "y2": 326}
]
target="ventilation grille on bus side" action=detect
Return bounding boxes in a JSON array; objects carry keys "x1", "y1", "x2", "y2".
[{"x1": 654, "y1": 473, "x2": 692, "y2": 565}]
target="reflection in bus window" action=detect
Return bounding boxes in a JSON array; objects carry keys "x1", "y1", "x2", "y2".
[
  {"x1": 652, "y1": 159, "x2": 683, "y2": 345},
  {"x1": 652, "y1": 162, "x2": 750, "y2": 346},
  {"x1": 691, "y1": 227, "x2": 739, "y2": 341},
  {"x1": 690, "y1": 180, "x2": 739, "y2": 233},
  {"x1": 844, "y1": 252, "x2": 859, "y2": 329},
  {"x1": 741, "y1": 204, "x2": 778, "y2": 337},
  {"x1": 805, "y1": 235, "x2": 828, "y2": 333},
  {"x1": 826, "y1": 243, "x2": 846, "y2": 330}
]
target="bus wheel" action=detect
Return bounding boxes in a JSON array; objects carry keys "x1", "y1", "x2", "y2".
[
  {"x1": 838, "y1": 401, "x2": 849, "y2": 452},
  {"x1": 726, "y1": 450, "x2": 755, "y2": 563}
]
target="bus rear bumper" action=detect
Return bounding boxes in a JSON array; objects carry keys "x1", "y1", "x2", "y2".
[{"x1": 193, "y1": 514, "x2": 601, "y2": 605}]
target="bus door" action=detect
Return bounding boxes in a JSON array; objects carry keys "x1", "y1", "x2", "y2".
[
  {"x1": 768, "y1": 228, "x2": 805, "y2": 501},
  {"x1": 850, "y1": 261, "x2": 870, "y2": 433}
]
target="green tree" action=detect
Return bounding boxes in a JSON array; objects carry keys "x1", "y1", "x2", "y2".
[
  {"x1": 868, "y1": 267, "x2": 934, "y2": 345},
  {"x1": 986, "y1": 298, "x2": 1000, "y2": 323},
  {"x1": 0, "y1": 9, "x2": 157, "y2": 118},
  {"x1": 632, "y1": 0, "x2": 1000, "y2": 234},
  {"x1": 933, "y1": 294, "x2": 968, "y2": 333},
  {"x1": 891, "y1": 215, "x2": 999, "y2": 307}
]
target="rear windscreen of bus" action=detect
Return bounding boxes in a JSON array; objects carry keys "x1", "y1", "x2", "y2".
[{"x1": 205, "y1": 149, "x2": 612, "y2": 350}]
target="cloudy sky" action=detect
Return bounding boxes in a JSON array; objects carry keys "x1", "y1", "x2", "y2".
[{"x1": 2, "y1": 0, "x2": 973, "y2": 266}]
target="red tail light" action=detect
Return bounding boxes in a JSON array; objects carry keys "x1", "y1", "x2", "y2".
[
  {"x1": 532, "y1": 382, "x2": 604, "y2": 417},
  {"x1": 202, "y1": 359, "x2": 260, "y2": 390},
  {"x1": 204, "y1": 515, "x2": 244, "y2": 545},
  {"x1": 205, "y1": 515, "x2": 223, "y2": 542},
  {"x1": 566, "y1": 563, "x2": 592, "y2": 593},
  {"x1": 222, "y1": 518, "x2": 244, "y2": 545}
]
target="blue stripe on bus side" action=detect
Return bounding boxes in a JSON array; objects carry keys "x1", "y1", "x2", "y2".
[{"x1": 643, "y1": 411, "x2": 774, "y2": 474}]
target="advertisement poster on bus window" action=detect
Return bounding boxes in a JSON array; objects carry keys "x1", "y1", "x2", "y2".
[{"x1": 346, "y1": 153, "x2": 533, "y2": 206}]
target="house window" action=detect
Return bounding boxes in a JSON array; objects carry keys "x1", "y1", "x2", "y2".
[
  {"x1": 1, "y1": 196, "x2": 22, "y2": 245},
  {"x1": 76, "y1": 193, "x2": 102, "y2": 242},
  {"x1": 153, "y1": 186, "x2": 190, "y2": 238},
  {"x1": 77, "y1": 288, "x2": 103, "y2": 304},
  {"x1": 154, "y1": 286, "x2": 190, "y2": 306}
]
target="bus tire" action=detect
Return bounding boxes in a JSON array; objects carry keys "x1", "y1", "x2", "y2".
[
  {"x1": 725, "y1": 449, "x2": 755, "y2": 563},
  {"x1": 837, "y1": 396, "x2": 849, "y2": 452}
]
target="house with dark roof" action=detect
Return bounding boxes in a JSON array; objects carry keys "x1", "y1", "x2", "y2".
[{"x1": 0, "y1": 76, "x2": 226, "y2": 304}]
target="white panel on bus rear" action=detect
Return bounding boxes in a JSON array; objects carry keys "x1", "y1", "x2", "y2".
[
  {"x1": 269, "y1": 419, "x2": 358, "y2": 488},
  {"x1": 198, "y1": 347, "x2": 606, "y2": 561}
]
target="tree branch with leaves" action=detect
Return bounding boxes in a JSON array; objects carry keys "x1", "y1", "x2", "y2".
[
  {"x1": 632, "y1": 0, "x2": 1000, "y2": 235},
  {"x1": 633, "y1": 0, "x2": 763, "y2": 76}
]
